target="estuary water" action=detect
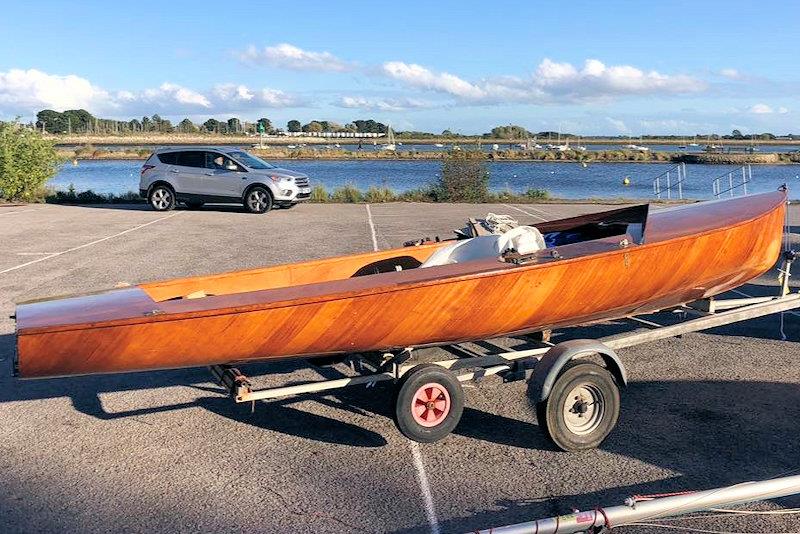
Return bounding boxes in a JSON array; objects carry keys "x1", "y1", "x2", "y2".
[{"x1": 50, "y1": 159, "x2": 800, "y2": 200}]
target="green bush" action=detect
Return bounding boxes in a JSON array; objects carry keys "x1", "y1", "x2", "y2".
[
  {"x1": 74, "y1": 143, "x2": 95, "y2": 156},
  {"x1": 524, "y1": 188, "x2": 551, "y2": 200},
  {"x1": 309, "y1": 184, "x2": 329, "y2": 202},
  {"x1": 491, "y1": 190, "x2": 514, "y2": 202},
  {"x1": 363, "y1": 185, "x2": 396, "y2": 203},
  {"x1": 46, "y1": 186, "x2": 146, "y2": 204},
  {"x1": 330, "y1": 183, "x2": 363, "y2": 203},
  {"x1": 398, "y1": 187, "x2": 437, "y2": 202},
  {"x1": 0, "y1": 121, "x2": 60, "y2": 201},
  {"x1": 434, "y1": 150, "x2": 489, "y2": 202}
]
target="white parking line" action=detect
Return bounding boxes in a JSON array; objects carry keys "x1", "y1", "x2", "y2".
[
  {"x1": 365, "y1": 205, "x2": 440, "y2": 534},
  {"x1": 0, "y1": 211, "x2": 183, "y2": 275},
  {"x1": 501, "y1": 203, "x2": 550, "y2": 222},
  {"x1": 16, "y1": 252, "x2": 62, "y2": 256},
  {"x1": 0, "y1": 209, "x2": 38, "y2": 216},
  {"x1": 410, "y1": 442, "x2": 441, "y2": 534},
  {"x1": 365, "y1": 204, "x2": 379, "y2": 251}
]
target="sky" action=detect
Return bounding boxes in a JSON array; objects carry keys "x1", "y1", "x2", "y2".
[{"x1": 0, "y1": 0, "x2": 797, "y2": 135}]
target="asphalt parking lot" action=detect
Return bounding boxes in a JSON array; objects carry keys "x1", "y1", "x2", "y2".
[{"x1": 1, "y1": 200, "x2": 799, "y2": 534}]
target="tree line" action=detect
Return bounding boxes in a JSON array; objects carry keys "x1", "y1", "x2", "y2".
[
  {"x1": 30, "y1": 111, "x2": 795, "y2": 140},
  {"x1": 34, "y1": 109, "x2": 390, "y2": 136}
]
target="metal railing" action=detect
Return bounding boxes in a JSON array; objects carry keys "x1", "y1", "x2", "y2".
[
  {"x1": 653, "y1": 163, "x2": 687, "y2": 199},
  {"x1": 712, "y1": 164, "x2": 752, "y2": 198}
]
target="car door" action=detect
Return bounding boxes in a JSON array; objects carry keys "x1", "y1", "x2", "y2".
[
  {"x1": 173, "y1": 150, "x2": 209, "y2": 196},
  {"x1": 202, "y1": 152, "x2": 247, "y2": 199}
]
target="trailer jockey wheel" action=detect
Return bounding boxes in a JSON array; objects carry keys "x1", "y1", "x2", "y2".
[
  {"x1": 393, "y1": 364, "x2": 464, "y2": 443},
  {"x1": 536, "y1": 361, "x2": 620, "y2": 452}
]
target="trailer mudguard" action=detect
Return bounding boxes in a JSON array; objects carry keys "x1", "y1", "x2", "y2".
[{"x1": 529, "y1": 339, "x2": 627, "y2": 402}]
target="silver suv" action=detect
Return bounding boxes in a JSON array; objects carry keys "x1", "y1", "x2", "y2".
[{"x1": 139, "y1": 147, "x2": 311, "y2": 213}]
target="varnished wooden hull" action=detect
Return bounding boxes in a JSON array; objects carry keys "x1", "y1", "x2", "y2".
[{"x1": 15, "y1": 191, "x2": 787, "y2": 378}]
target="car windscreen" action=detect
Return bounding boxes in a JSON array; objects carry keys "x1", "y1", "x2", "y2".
[{"x1": 227, "y1": 151, "x2": 275, "y2": 170}]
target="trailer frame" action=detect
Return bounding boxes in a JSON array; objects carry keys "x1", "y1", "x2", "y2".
[{"x1": 209, "y1": 250, "x2": 798, "y2": 447}]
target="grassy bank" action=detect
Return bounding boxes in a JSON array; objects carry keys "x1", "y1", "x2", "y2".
[
  {"x1": 56, "y1": 145, "x2": 800, "y2": 164},
  {"x1": 44, "y1": 183, "x2": 553, "y2": 205},
  {"x1": 49, "y1": 133, "x2": 800, "y2": 147}
]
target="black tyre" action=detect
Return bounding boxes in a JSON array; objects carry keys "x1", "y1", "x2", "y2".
[
  {"x1": 148, "y1": 184, "x2": 175, "y2": 211},
  {"x1": 393, "y1": 364, "x2": 464, "y2": 443},
  {"x1": 533, "y1": 361, "x2": 620, "y2": 452},
  {"x1": 244, "y1": 186, "x2": 273, "y2": 214},
  {"x1": 184, "y1": 200, "x2": 204, "y2": 210}
]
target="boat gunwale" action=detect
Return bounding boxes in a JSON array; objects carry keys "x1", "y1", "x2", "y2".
[
  {"x1": 16, "y1": 192, "x2": 787, "y2": 337},
  {"x1": 137, "y1": 239, "x2": 449, "y2": 297}
]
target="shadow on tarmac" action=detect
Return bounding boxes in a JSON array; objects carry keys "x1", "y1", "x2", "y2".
[
  {"x1": 3, "y1": 323, "x2": 798, "y2": 456},
  {"x1": 3, "y1": 319, "x2": 800, "y2": 532},
  {"x1": 388, "y1": 377, "x2": 800, "y2": 533},
  {"x1": 62, "y1": 202, "x2": 295, "y2": 213},
  {"x1": 2, "y1": 275, "x2": 799, "y2": 531}
]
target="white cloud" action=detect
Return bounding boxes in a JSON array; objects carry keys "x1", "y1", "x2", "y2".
[
  {"x1": 605, "y1": 117, "x2": 630, "y2": 134},
  {"x1": 143, "y1": 82, "x2": 210, "y2": 107},
  {"x1": 115, "y1": 90, "x2": 136, "y2": 102},
  {"x1": 638, "y1": 118, "x2": 694, "y2": 130},
  {"x1": 0, "y1": 68, "x2": 113, "y2": 112},
  {"x1": 213, "y1": 83, "x2": 254, "y2": 102},
  {"x1": 239, "y1": 43, "x2": 353, "y2": 72},
  {"x1": 381, "y1": 58, "x2": 705, "y2": 104},
  {"x1": 382, "y1": 61, "x2": 487, "y2": 100},
  {"x1": 336, "y1": 95, "x2": 433, "y2": 112},
  {"x1": 748, "y1": 103, "x2": 790, "y2": 115},
  {"x1": 749, "y1": 103, "x2": 773, "y2": 114},
  {"x1": 533, "y1": 58, "x2": 705, "y2": 97},
  {"x1": 258, "y1": 88, "x2": 302, "y2": 107},
  {"x1": 0, "y1": 68, "x2": 309, "y2": 119},
  {"x1": 214, "y1": 83, "x2": 302, "y2": 108},
  {"x1": 719, "y1": 68, "x2": 742, "y2": 79}
]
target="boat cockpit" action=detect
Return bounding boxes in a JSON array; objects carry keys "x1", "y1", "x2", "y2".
[{"x1": 140, "y1": 204, "x2": 649, "y2": 303}]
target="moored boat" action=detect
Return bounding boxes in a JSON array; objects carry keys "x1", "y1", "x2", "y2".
[{"x1": 15, "y1": 190, "x2": 787, "y2": 378}]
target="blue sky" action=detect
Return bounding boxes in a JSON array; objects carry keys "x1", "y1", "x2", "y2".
[{"x1": 0, "y1": 0, "x2": 797, "y2": 135}]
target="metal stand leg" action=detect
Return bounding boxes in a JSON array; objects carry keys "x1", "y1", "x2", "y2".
[{"x1": 779, "y1": 250, "x2": 795, "y2": 296}]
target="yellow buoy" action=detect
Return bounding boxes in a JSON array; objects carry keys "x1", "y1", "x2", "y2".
[{"x1": 622, "y1": 176, "x2": 630, "y2": 186}]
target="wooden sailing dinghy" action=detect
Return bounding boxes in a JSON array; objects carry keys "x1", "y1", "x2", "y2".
[{"x1": 15, "y1": 190, "x2": 787, "y2": 379}]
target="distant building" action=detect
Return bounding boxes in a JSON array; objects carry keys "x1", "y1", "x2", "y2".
[{"x1": 277, "y1": 131, "x2": 385, "y2": 138}]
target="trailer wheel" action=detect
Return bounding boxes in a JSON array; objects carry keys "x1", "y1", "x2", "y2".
[
  {"x1": 393, "y1": 364, "x2": 464, "y2": 443},
  {"x1": 535, "y1": 361, "x2": 620, "y2": 452}
]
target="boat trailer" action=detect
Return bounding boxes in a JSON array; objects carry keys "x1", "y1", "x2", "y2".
[{"x1": 209, "y1": 250, "x2": 798, "y2": 450}]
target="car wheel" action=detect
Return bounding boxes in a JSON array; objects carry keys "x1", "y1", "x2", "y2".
[
  {"x1": 244, "y1": 186, "x2": 273, "y2": 214},
  {"x1": 184, "y1": 201, "x2": 204, "y2": 210},
  {"x1": 149, "y1": 185, "x2": 175, "y2": 211}
]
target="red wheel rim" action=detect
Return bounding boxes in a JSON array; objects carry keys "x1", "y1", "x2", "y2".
[{"x1": 411, "y1": 382, "x2": 451, "y2": 427}]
